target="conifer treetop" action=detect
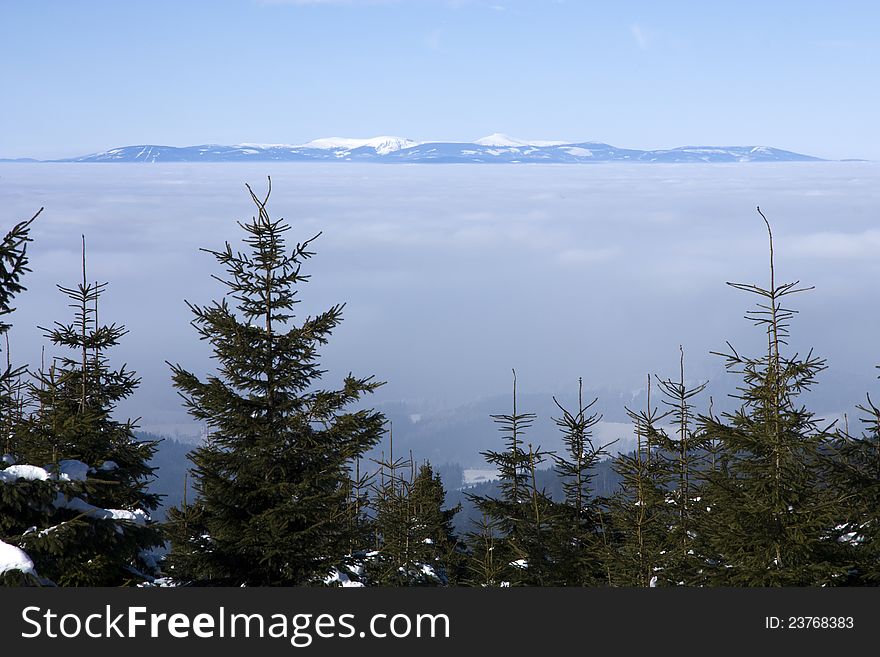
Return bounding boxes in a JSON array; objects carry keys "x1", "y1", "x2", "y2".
[
  {"x1": 165, "y1": 179, "x2": 385, "y2": 586},
  {"x1": 1, "y1": 208, "x2": 42, "y2": 332}
]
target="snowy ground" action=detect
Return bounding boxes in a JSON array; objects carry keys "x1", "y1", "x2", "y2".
[{"x1": 462, "y1": 469, "x2": 499, "y2": 486}]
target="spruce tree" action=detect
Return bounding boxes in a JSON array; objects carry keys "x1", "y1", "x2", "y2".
[
  {"x1": 2, "y1": 229, "x2": 161, "y2": 586},
  {"x1": 15, "y1": 239, "x2": 161, "y2": 585},
  {"x1": 469, "y1": 371, "x2": 556, "y2": 586},
  {"x1": 607, "y1": 376, "x2": 670, "y2": 586},
  {"x1": 463, "y1": 513, "x2": 505, "y2": 587},
  {"x1": 827, "y1": 368, "x2": 880, "y2": 584},
  {"x1": 367, "y1": 435, "x2": 417, "y2": 586},
  {"x1": 344, "y1": 453, "x2": 373, "y2": 566},
  {"x1": 164, "y1": 179, "x2": 385, "y2": 586},
  {"x1": 1, "y1": 210, "x2": 43, "y2": 585},
  {"x1": 1, "y1": 210, "x2": 41, "y2": 457},
  {"x1": 649, "y1": 348, "x2": 709, "y2": 586},
  {"x1": 696, "y1": 208, "x2": 847, "y2": 585},
  {"x1": 547, "y1": 378, "x2": 614, "y2": 585},
  {"x1": 407, "y1": 462, "x2": 463, "y2": 584},
  {"x1": 368, "y1": 450, "x2": 462, "y2": 586}
]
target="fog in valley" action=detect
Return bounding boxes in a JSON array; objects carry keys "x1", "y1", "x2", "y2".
[{"x1": 2, "y1": 162, "x2": 879, "y2": 467}]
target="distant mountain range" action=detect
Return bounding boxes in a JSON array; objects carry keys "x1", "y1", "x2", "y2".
[{"x1": 2, "y1": 134, "x2": 829, "y2": 164}]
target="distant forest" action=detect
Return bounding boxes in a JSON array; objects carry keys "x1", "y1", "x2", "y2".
[{"x1": 2, "y1": 180, "x2": 879, "y2": 587}]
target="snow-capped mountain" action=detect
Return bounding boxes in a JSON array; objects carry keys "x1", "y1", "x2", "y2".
[{"x1": 54, "y1": 135, "x2": 824, "y2": 163}]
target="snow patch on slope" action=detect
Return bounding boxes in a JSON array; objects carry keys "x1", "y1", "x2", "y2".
[
  {"x1": 564, "y1": 146, "x2": 594, "y2": 157},
  {"x1": 300, "y1": 136, "x2": 418, "y2": 154},
  {"x1": 474, "y1": 133, "x2": 567, "y2": 147}
]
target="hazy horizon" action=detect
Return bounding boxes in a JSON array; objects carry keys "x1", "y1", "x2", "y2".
[{"x1": 1, "y1": 136, "x2": 848, "y2": 162}]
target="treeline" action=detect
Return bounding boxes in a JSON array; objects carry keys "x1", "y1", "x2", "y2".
[{"x1": 1, "y1": 183, "x2": 878, "y2": 587}]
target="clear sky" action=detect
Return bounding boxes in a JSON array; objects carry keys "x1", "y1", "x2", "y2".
[{"x1": 1, "y1": 0, "x2": 877, "y2": 160}]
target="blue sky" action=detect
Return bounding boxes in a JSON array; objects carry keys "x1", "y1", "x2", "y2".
[{"x1": 1, "y1": 0, "x2": 877, "y2": 159}]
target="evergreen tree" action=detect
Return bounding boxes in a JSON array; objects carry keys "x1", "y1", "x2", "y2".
[
  {"x1": 827, "y1": 368, "x2": 880, "y2": 584},
  {"x1": 164, "y1": 179, "x2": 385, "y2": 586},
  {"x1": 368, "y1": 448, "x2": 462, "y2": 586},
  {"x1": 1, "y1": 210, "x2": 41, "y2": 457},
  {"x1": 547, "y1": 378, "x2": 614, "y2": 585},
  {"x1": 649, "y1": 348, "x2": 709, "y2": 586},
  {"x1": 2, "y1": 231, "x2": 161, "y2": 586},
  {"x1": 463, "y1": 513, "x2": 505, "y2": 587},
  {"x1": 407, "y1": 462, "x2": 463, "y2": 583},
  {"x1": 15, "y1": 239, "x2": 161, "y2": 585},
  {"x1": 1, "y1": 210, "x2": 43, "y2": 585},
  {"x1": 696, "y1": 208, "x2": 847, "y2": 585},
  {"x1": 344, "y1": 453, "x2": 373, "y2": 564},
  {"x1": 469, "y1": 371, "x2": 557, "y2": 585},
  {"x1": 607, "y1": 376, "x2": 670, "y2": 586},
  {"x1": 367, "y1": 434, "x2": 417, "y2": 586}
]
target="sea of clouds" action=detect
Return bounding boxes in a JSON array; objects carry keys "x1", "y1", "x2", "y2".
[{"x1": 2, "y1": 162, "x2": 878, "y2": 458}]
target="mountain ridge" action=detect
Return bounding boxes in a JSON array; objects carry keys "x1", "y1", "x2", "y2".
[{"x1": 4, "y1": 134, "x2": 826, "y2": 163}]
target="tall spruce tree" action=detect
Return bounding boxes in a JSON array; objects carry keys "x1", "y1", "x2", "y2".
[
  {"x1": 1, "y1": 211, "x2": 43, "y2": 585},
  {"x1": 1, "y1": 210, "x2": 41, "y2": 457},
  {"x1": 607, "y1": 376, "x2": 670, "y2": 586},
  {"x1": 649, "y1": 348, "x2": 709, "y2": 586},
  {"x1": 696, "y1": 208, "x2": 847, "y2": 585},
  {"x1": 547, "y1": 378, "x2": 614, "y2": 586},
  {"x1": 3, "y1": 232, "x2": 162, "y2": 586},
  {"x1": 164, "y1": 179, "x2": 385, "y2": 586},
  {"x1": 469, "y1": 371, "x2": 556, "y2": 586}
]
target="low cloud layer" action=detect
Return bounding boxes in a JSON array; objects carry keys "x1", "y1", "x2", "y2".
[{"x1": 1, "y1": 162, "x2": 878, "y2": 444}]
